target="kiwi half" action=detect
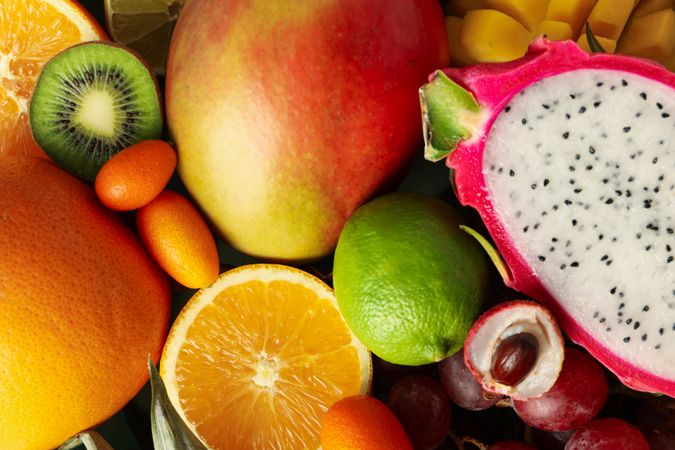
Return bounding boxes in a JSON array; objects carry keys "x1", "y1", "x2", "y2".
[{"x1": 30, "y1": 42, "x2": 163, "y2": 181}]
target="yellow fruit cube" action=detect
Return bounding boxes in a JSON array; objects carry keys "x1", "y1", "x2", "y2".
[
  {"x1": 445, "y1": 16, "x2": 478, "y2": 66},
  {"x1": 537, "y1": 20, "x2": 574, "y2": 41},
  {"x1": 446, "y1": 0, "x2": 487, "y2": 17},
  {"x1": 577, "y1": 33, "x2": 617, "y2": 53},
  {"x1": 485, "y1": 0, "x2": 551, "y2": 31},
  {"x1": 617, "y1": 9, "x2": 675, "y2": 64},
  {"x1": 631, "y1": 0, "x2": 675, "y2": 19},
  {"x1": 461, "y1": 9, "x2": 533, "y2": 62},
  {"x1": 587, "y1": 0, "x2": 635, "y2": 40},
  {"x1": 544, "y1": 0, "x2": 597, "y2": 37}
]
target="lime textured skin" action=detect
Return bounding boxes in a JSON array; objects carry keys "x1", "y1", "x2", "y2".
[{"x1": 333, "y1": 192, "x2": 489, "y2": 366}]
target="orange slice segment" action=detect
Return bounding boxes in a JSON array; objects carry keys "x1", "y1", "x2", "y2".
[
  {"x1": 160, "y1": 264, "x2": 372, "y2": 450},
  {"x1": 0, "y1": 0, "x2": 106, "y2": 157}
]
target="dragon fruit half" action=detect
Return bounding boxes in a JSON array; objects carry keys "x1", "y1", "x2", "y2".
[{"x1": 420, "y1": 38, "x2": 675, "y2": 397}]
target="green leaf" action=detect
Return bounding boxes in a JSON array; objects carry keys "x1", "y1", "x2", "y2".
[
  {"x1": 419, "y1": 70, "x2": 483, "y2": 162},
  {"x1": 585, "y1": 23, "x2": 606, "y2": 53},
  {"x1": 59, "y1": 431, "x2": 114, "y2": 450},
  {"x1": 148, "y1": 357, "x2": 208, "y2": 450}
]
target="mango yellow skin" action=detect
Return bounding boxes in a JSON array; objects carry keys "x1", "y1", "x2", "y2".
[{"x1": 166, "y1": 0, "x2": 449, "y2": 261}]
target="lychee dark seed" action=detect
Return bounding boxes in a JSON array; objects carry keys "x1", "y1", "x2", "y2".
[{"x1": 490, "y1": 332, "x2": 539, "y2": 387}]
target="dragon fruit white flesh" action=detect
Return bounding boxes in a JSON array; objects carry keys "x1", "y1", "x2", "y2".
[{"x1": 420, "y1": 39, "x2": 675, "y2": 397}]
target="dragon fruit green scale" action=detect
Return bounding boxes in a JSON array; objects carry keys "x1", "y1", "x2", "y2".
[{"x1": 420, "y1": 38, "x2": 675, "y2": 397}]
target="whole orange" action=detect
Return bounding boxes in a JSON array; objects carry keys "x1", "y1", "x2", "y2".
[
  {"x1": 0, "y1": 157, "x2": 171, "y2": 450},
  {"x1": 321, "y1": 395, "x2": 413, "y2": 450}
]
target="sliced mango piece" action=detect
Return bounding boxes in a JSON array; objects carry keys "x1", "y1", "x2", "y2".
[
  {"x1": 586, "y1": 0, "x2": 635, "y2": 40},
  {"x1": 666, "y1": 53, "x2": 675, "y2": 71},
  {"x1": 537, "y1": 20, "x2": 574, "y2": 40},
  {"x1": 485, "y1": 0, "x2": 551, "y2": 31},
  {"x1": 617, "y1": 9, "x2": 675, "y2": 64},
  {"x1": 446, "y1": 0, "x2": 487, "y2": 17},
  {"x1": 461, "y1": 9, "x2": 532, "y2": 62},
  {"x1": 544, "y1": 0, "x2": 597, "y2": 37},
  {"x1": 445, "y1": 16, "x2": 478, "y2": 66},
  {"x1": 577, "y1": 33, "x2": 617, "y2": 53},
  {"x1": 631, "y1": 0, "x2": 675, "y2": 19}
]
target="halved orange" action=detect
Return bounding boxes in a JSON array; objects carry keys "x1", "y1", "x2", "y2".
[
  {"x1": 160, "y1": 264, "x2": 372, "y2": 450},
  {"x1": 0, "y1": 0, "x2": 107, "y2": 157}
]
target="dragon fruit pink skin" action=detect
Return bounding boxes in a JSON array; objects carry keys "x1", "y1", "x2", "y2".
[{"x1": 421, "y1": 39, "x2": 675, "y2": 397}]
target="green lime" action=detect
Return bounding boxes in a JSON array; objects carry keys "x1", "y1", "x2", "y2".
[{"x1": 333, "y1": 192, "x2": 489, "y2": 365}]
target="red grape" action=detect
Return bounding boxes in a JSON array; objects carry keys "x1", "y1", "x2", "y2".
[
  {"x1": 565, "y1": 418, "x2": 649, "y2": 450},
  {"x1": 438, "y1": 350, "x2": 502, "y2": 411},
  {"x1": 387, "y1": 375, "x2": 452, "y2": 450},
  {"x1": 512, "y1": 348, "x2": 607, "y2": 431}
]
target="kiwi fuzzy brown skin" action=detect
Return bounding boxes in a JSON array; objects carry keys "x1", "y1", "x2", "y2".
[{"x1": 29, "y1": 41, "x2": 163, "y2": 181}]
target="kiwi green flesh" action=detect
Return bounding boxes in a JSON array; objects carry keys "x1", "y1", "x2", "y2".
[{"x1": 30, "y1": 42, "x2": 162, "y2": 181}]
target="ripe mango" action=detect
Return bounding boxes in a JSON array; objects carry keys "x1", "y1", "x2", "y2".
[
  {"x1": 485, "y1": 0, "x2": 550, "y2": 31},
  {"x1": 631, "y1": 0, "x2": 675, "y2": 19},
  {"x1": 446, "y1": 16, "x2": 478, "y2": 66},
  {"x1": 166, "y1": 0, "x2": 449, "y2": 261},
  {"x1": 544, "y1": 0, "x2": 597, "y2": 37},
  {"x1": 461, "y1": 9, "x2": 532, "y2": 62},
  {"x1": 538, "y1": 20, "x2": 574, "y2": 41},
  {"x1": 618, "y1": 9, "x2": 675, "y2": 64},
  {"x1": 446, "y1": 0, "x2": 487, "y2": 16},
  {"x1": 586, "y1": 0, "x2": 635, "y2": 40},
  {"x1": 577, "y1": 33, "x2": 617, "y2": 53}
]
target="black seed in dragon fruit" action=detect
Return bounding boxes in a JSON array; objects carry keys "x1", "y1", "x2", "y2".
[{"x1": 420, "y1": 38, "x2": 675, "y2": 397}]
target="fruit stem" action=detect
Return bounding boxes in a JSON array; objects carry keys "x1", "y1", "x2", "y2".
[
  {"x1": 460, "y1": 435, "x2": 488, "y2": 450},
  {"x1": 420, "y1": 70, "x2": 482, "y2": 162},
  {"x1": 495, "y1": 397, "x2": 513, "y2": 408}
]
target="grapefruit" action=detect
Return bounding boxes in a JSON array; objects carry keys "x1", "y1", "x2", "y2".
[{"x1": 0, "y1": 157, "x2": 170, "y2": 450}]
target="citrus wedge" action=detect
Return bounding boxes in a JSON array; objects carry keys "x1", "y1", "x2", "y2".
[
  {"x1": 0, "y1": 0, "x2": 106, "y2": 157},
  {"x1": 160, "y1": 264, "x2": 372, "y2": 450},
  {"x1": 104, "y1": 0, "x2": 185, "y2": 75}
]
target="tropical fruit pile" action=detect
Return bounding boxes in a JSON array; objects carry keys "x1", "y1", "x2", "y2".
[
  {"x1": 0, "y1": 0, "x2": 673, "y2": 449},
  {"x1": 445, "y1": 0, "x2": 675, "y2": 69}
]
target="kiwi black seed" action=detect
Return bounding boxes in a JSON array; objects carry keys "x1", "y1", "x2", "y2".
[{"x1": 29, "y1": 42, "x2": 163, "y2": 181}]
